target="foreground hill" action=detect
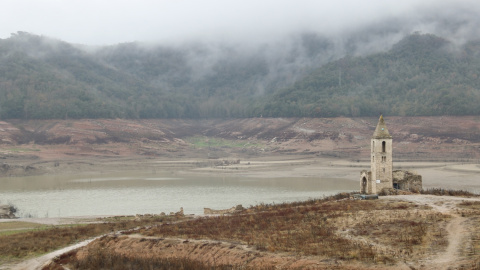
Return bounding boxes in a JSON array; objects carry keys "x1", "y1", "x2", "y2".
[
  {"x1": 1, "y1": 32, "x2": 480, "y2": 119},
  {"x1": 5, "y1": 194, "x2": 480, "y2": 269}
]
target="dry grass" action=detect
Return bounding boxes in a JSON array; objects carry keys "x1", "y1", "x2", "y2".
[
  {"x1": 457, "y1": 201, "x2": 480, "y2": 268},
  {"x1": 421, "y1": 188, "x2": 480, "y2": 197},
  {"x1": 9, "y1": 194, "x2": 480, "y2": 269},
  {"x1": 0, "y1": 221, "x2": 45, "y2": 236},
  {"x1": 0, "y1": 215, "x2": 185, "y2": 264},
  {"x1": 461, "y1": 216, "x2": 480, "y2": 270},
  {"x1": 457, "y1": 201, "x2": 480, "y2": 218},
  {"x1": 45, "y1": 248, "x2": 275, "y2": 270},
  {"x1": 458, "y1": 200, "x2": 480, "y2": 209},
  {"x1": 136, "y1": 195, "x2": 448, "y2": 264}
]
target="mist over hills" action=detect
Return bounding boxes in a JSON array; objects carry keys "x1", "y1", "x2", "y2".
[
  {"x1": 0, "y1": 29, "x2": 479, "y2": 119},
  {"x1": 265, "y1": 34, "x2": 480, "y2": 117}
]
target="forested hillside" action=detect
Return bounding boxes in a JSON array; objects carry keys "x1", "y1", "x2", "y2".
[
  {"x1": 263, "y1": 33, "x2": 480, "y2": 117},
  {"x1": 0, "y1": 32, "x2": 479, "y2": 119},
  {"x1": 0, "y1": 32, "x2": 335, "y2": 119}
]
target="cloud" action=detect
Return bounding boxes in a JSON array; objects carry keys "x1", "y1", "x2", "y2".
[{"x1": 0, "y1": 0, "x2": 479, "y2": 45}]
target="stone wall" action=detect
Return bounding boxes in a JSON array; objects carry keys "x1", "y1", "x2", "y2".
[
  {"x1": 392, "y1": 170, "x2": 422, "y2": 192},
  {"x1": 360, "y1": 170, "x2": 375, "y2": 194}
]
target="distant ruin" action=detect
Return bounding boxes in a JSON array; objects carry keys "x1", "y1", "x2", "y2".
[
  {"x1": 204, "y1": 205, "x2": 244, "y2": 215},
  {"x1": 361, "y1": 115, "x2": 422, "y2": 194},
  {"x1": 0, "y1": 204, "x2": 16, "y2": 219},
  {"x1": 393, "y1": 170, "x2": 422, "y2": 193}
]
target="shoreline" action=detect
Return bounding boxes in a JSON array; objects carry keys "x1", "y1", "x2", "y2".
[{"x1": 1, "y1": 155, "x2": 480, "y2": 223}]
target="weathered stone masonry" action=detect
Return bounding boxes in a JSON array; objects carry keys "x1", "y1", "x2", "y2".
[{"x1": 360, "y1": 115, "x2": 422, "y2": 194}]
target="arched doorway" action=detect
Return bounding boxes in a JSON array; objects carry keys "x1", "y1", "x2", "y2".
[{"x1": 361, "y1": 177, "x2": 367, "y2": 194}]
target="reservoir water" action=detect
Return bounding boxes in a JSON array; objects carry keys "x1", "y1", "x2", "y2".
[{"x1": 0, "y1": 171, "x2": 357, "y2": 217}]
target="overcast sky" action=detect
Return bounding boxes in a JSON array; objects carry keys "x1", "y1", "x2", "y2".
[{"x1": 1, "y1": 0, "x2": 479, "y2": 46}]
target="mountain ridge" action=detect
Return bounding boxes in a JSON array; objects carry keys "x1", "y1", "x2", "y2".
[{"x1": 0, "y1": 32, "x2": 479, "y2": 119}]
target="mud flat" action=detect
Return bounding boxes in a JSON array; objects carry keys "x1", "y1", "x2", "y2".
[{"x1": 2, "y1": 153, "x2": 480, "y2": 191}]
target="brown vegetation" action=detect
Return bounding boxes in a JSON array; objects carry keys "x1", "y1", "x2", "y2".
[
  {"x1": 50, "y1": 194, "x2": 463, "y2": 269},
  {"x1": 457, "y1": 200, "x2": 480, "y2": 269},
  {"x1": 45, "y1": 249, "x2": 255, "y2": 270},
  {"x1": 0, "y1": 215, "x2": 185, "y2": 265},
  {"x1": 421, "y1": 188, "x2": 480, "y2": 197},
  {"x1": 6, "y1": 193, "x2": 480, "y2": 269},
  {"x1": 140, "y1": 198, "x2": 447, "y2": 263},
  {"x1": 45, "y1": 245, "x2": 279, "y2": 270}
]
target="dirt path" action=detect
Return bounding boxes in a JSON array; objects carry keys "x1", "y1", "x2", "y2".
[
  {"x1": 3, "y1": 236, "x2": 101, "y2": 270},
  {"x1": 384, "y1": 195, "x2": 478, "y2": 269},
  {"x1": 435, "y1": 215, "x2": 466, "y2": 266}
]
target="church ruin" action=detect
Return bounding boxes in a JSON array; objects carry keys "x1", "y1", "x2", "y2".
[{"x1": 360, "y1": 115, "x2": 422, "y2": 194}]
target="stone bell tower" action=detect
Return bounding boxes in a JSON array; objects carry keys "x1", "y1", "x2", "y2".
[
  {"x1": 361, "y1": 115, "x2": 393, "y2": 194},
  {"x1": 371, "y1": 115, "x2": 393, "y2": 191}
]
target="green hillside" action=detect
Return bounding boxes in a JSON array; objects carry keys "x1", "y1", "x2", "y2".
[
  {"x1": 0, "y1": 32, "x2": 151, "y2": 119},
  {"x1": 263, "y1": 33, "x2": 480, "y2": 117},
  {"x1": 0, "y1": 32, "x2": 479, "y2": 119}
]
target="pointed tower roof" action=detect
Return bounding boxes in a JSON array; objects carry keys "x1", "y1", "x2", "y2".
[{"x1": 372, "y1": 115, "x2": 392, "y2": 139}]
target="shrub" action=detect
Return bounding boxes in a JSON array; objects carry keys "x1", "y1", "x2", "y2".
[
  {"x1": 8, "y1": 203, "x2": 18, "y2": 214},
  {"x1": 421, "y1": 188, "x2": 479, "y2": 197}
]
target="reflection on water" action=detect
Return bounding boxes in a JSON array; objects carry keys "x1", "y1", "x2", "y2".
[{"x1": 0, "y1": 171, "x2": 357, "y2": 217}]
